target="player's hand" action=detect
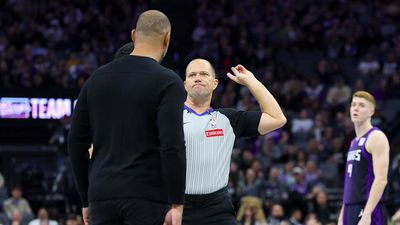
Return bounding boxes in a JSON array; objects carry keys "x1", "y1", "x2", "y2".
[
  {"x1": 227, "y1": 64, "x2": 256, "y2": 86},
  {"x1": 163, "y1": 204, "x2": 183, "y2": 225},
  {"x1": 88, "y1": 144, "x2": 94, "y2": 159},
  {"x1": 82, "y1": 207, "x2": 90, "y2": 225},
  {"x1": 357, "y1": 215, "x2": 371, "y2": 225},
  {"x1": 337, "y1": 206, "x2": 344, "y2": 225}
]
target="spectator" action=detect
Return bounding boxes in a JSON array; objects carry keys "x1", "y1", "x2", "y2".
[
  {"x1": 288, "y1": 167, "x2": 309, "y2": 213},
  {"x1": 358, "y1": 53, "x2": 380, "y2": 75},
  {"x1": 3, "y1": 187, "x2": 33, "y2": 222},
  {"x1": 304, "y1": 161, "x2": 320, "y2": 187},
  {"x1": 288, "y1": 208, "x2": 303, "y2": 225},
  {"x1": 304, "y1": 213, "x2": 321, "y2": 225},
  {"x1": 64, "y1": 214, "x2": 81, "y2": 225},
  {"x1": 267, "y1": 203, "x2": 286, "y2": 225},
  {"x1": 28, "y1": 208, "x2": 58, "y2": 225},
  {"x1": 10, "y1": 209, "x2": 23, "y2": 225},
  {"x1": 305, "y1": 76, "x2": 325, "y2": 102},
  {"x1": 382, "y1": 52, "x2": 397, "y2": 76},
  {"x1": 325, "y1": 76, "x2": 351, "y2": 107},
  {"x1": 312, "y1": 191, "x2": 332, "y2": 224},
  {"x1": 261, "y1": 167, "x2": 289, "y2": 206},
  {"x1": 237, "y1": 197, "x2": 267, "y2": 225},
  {"x1": 291, "y1": 110, "x2": 314, "y2": 150},
  {"x1": 240, "y1": 168, "x2": 263, "y2": 197},
  {"x1": 0, "y1": 172, "x2": 6, "y2": 203}
]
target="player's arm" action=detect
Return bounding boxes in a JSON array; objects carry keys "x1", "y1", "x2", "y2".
[
  {"x1": 227, "y1": 65, "x2": 286, "y2": 135},
  {"x1": 363, "y1": 131, "x2": 390, "y2": 216},
  {"x1": 338, "y1": 205, "x2": 344, "y2": 225}
]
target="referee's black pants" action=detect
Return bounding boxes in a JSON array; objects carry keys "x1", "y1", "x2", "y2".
[
  {"x1": 89, "y1": 198, "x2": 169, "y2": 225},
  {"x1": 183, "y1": 187, "x2": 237, "y2": 225}
]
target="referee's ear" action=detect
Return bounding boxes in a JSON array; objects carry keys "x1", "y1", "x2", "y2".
[
  {"x1": 183, "y1": 80, "x2": 189, "y2": 92},
  {"x1": 212, "y1": 78, "x2": 219, "y2": 90}
]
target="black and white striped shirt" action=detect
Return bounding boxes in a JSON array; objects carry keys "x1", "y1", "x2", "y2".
[{"x1": 183, "y1": 105, "x2": 262, "y2": 194}]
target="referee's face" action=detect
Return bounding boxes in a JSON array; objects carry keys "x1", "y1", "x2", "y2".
[{"x1": 184, "y1": 60, "x2": 218, "y2": 100}]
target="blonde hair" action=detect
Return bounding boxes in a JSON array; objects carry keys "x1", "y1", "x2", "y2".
[
  {"x1": 236, "y1": 196, "x2": 267, "y2": 223},
  {"x1": 353, "y1": 91, "x2": 376, "y2": 108}
]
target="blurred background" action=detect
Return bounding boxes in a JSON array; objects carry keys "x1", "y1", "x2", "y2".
[{"x1": 0, "y1": 0, "x2": 400, "y2": 225}]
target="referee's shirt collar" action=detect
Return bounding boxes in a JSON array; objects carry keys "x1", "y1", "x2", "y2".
[{"x1": 184, "y1": 105, "x2": 214, "y2": 116}]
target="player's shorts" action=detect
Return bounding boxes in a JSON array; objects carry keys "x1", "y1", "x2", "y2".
[{"x1": 343, "y1": 203, "x2": 388, "y2": 225}]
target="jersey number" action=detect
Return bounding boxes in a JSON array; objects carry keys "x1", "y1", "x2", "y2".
[{"x1": 347, "y1": 164, "x2": 353, "y2": 178}]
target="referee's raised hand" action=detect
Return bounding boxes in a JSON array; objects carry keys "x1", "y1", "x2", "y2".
[{"x1": 227, "y1": 64, "x2": 256, "y2": 86}]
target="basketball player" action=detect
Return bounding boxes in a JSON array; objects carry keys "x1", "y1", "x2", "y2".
[
  {"x1": 338, "y1": 91, "x2": 390, "y2": 225},
  {"x1": 182, "y1": 59, "x2": 286, "y2": 225}
]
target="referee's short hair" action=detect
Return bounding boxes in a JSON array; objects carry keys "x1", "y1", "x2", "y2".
[
  {"x1": 185, "y1": 58, "x2": 217, "y2": 79},
  {"x1": 114, "y1": 42, "x2": 134, "y2": 60}
]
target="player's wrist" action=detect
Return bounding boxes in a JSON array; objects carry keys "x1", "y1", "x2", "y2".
[{"x1": 363, "y1": 211, "x2": 372, "y2": 217}]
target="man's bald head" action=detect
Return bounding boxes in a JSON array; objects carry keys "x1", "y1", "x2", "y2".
[
  {"x1": 135, "y1": 10, "x2": 171, "y2": 40},
  {"x1": 131, "y1": 10, "x2": 171, "y2": 62},
  {"x1": 184, "y1": 58, "x2": 218, "y2": 101},
  {"x1": 185, "y1": 59, "x2": 216, "y2": 79}
]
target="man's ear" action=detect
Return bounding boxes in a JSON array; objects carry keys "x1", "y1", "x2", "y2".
[
  {"x1": 131, "y1": 29, "x2": 136, "y2": 42},
  {"x1": 213, "y1": 79, "x2": 219, "y2": 90},
  {"x1": 164, "y1": 32, "x2": 170, "y2": 46},
  {"x1": 183, "y1": 80, "x2": 190, "y2": 92},
  {"x1": 370, "y1": 108, "x2": 375, "y2": 117}
]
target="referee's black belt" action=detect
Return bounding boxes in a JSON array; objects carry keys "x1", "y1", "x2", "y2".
[{"x1": 184, "y1": 187, "x2": 228, "y2": 203}]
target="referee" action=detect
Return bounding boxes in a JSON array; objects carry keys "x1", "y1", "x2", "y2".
[
  {"x1": 68, "y1": 10, "x2": 186, "y2": 225},
  {"x1": 182, "y1": 59, "x2": 286, "y2": 225}
]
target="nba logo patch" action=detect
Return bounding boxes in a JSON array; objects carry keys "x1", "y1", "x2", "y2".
[
  {"x1": 358, "y1": 138, "x2": 366, "y2": 146},
  {"x1": 210, "y1": 118, "x2": 216, "y2": 128}
]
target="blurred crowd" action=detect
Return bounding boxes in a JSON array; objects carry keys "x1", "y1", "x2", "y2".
[
  {"x1": 0, "y1": 0, "x2": 149, "y2": 89},
  {"x1": 188, "y1": 0, "x2": 400, "y2": 224},
  {"x1": 0, "y1": 182, "x2": 82, "y2": 225},
  {"x1": 1, "y1": 0, "x2": 400, "y2": 225}
]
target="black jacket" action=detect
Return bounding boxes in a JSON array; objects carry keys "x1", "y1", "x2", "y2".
[{"x1": 68, "y1": 55, "x2": 186, "y2": 207}]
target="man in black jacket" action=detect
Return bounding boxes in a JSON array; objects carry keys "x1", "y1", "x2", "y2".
[{"x1": 68, "y1": 10, "x2": 186, "y2": 225}]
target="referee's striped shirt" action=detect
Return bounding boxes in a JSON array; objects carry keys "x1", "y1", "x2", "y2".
[{"x1": 183, "y1": 105, "x2": 262, "y2": 195}]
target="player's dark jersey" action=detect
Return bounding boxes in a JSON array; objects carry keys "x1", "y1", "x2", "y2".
[{"x1": 343, "y1": 127, "x2": 387, "y2": 204}]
